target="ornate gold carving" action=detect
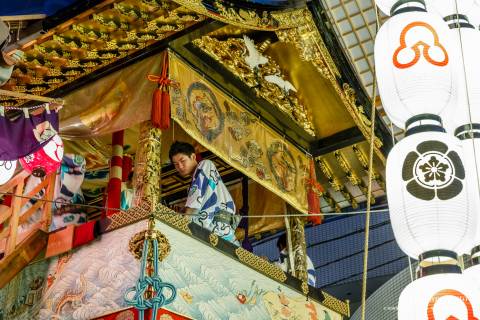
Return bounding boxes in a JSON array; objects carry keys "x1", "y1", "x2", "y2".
[
  {"x1": 105, "y1": 200, "x2": 152, "y2": 232},
  {"x1": 193, "y1": 36, "x2": 315, "y2": 136},
  {"x1": 334, "y1": 151, "x2": 374, "y2": 203},
  {"x1": 6, "y1": 0, "x2": 205, "y2": 108},
  {"x1": 321, "y1": 290, "x2": 350, "y2": 317},
  {"x1": 276, "y1": 10, "x2": 386, "y2": 164},
  {"x1": 352, "y1": 144, "x2": 385, "y2": 190},
  {"x1": 129, "y1": 229, "x2": 171, "y2": 261},
  {"x1": 170, "y1": 0, "x2": 304, "y2": 30},
  {"x1": 209, "y1": 233, "x2": 219, "y2": 247},
  {"x1": 301, "y1": 281, "x2": 309, "y2": 296},
  {"x1": 235, "y1": 247, "x2": 287, "y2": 283},
  {"x1": 133, "y1": 122, "x2": 162, "y2": 205},
  {"x1": 322, "y1": 192, "x2": 341, "y2": 213},
  {"x1": 153, "y1": 204, "x2": 192, "y2": 236},
  {"x1": 317, "y1": 158, "x2": 358, "y2": 208},
  {"x1": 290, "y1": 214, "x2": 308, "y2": 284}
]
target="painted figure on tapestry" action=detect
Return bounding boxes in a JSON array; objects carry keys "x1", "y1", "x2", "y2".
[
  {"x1": 267, "y1": 141, "x2": 297, "y2": 192},
  {"x1": 51, "y1": 154, "x2": 87, "y2": 230},
  {"x1": 186, "y1": 82, "x2": 224, "y2": 141},
  {"x1": 33, "y1": 120, "x2": 57, "y2": 143},
  {"x1": 169, "y1": 141, "x2": 239, "y2": 245}
]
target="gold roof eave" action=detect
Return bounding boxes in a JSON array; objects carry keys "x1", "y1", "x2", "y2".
[{"x1": 170, "y1": 0, "x2": 308, "y2": 30}]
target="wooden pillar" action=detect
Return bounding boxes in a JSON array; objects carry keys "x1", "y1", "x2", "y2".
[
  {"x1": 288, "y1": 205, "x2": 308, "y2": 283},
  {"x1": 239, "y1": 175, "x2": 252, "y2": 251},
  {"x1": 106, "y1": 130, "x2": 124, "y2": 216},
  {"x1": 41, "y1": 173, "x2": 56, "y2": 231},
  {"x1": 5, "y1": 179, "x2": 25, "y2": 255},
  {"x1": 133, "y1": 121, "x2": 162, "y2": 207}
]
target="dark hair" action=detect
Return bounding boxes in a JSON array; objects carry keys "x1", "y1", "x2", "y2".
[
  {"x1": 277, "y1": 233, "x2": 287, "y2": 250},
  {"x1": 169, "y1": 141, "x2": 195, "y2": 161}
]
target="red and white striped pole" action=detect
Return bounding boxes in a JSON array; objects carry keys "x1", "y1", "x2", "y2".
[{"x1": 106, "y1": 130, "x2": 123, "y2": 216}]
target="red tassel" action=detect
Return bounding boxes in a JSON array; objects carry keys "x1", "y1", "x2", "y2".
[
  {"x1": 151, "y1": 87, "x2": 162, "y2": 128},
  {"x1": 160, "y1": 86, "x2": 170, "y2": 130},
  {"x1": 148, "y1": 51, "x2": 171, "y2": 130},
  {"x1": 307, "y1": 159, "x2": 323, "y2": 225}
]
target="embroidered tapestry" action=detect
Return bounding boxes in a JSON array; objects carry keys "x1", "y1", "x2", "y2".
[{"x1": 169, "y1": 54, "x2": 313, "y2": 214}]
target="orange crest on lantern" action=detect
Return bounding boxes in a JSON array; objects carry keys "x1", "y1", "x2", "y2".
[
  {"x1": 393, "y1": 21, "x2": 449, "y2": 69},
  {"x1": 427, "y1": 289, "x2": 478, "y2": 320}
]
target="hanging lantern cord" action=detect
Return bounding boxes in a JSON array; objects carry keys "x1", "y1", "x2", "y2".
[
  {"x1": 360, "y1": 5, "x2": 382, "y2": 320},
  {"x1": 455, "y1": 0, "x2": 480, "y2": 222},
  {"x1": 124, "y1": 221, "x2": 177, "y2": 320}
]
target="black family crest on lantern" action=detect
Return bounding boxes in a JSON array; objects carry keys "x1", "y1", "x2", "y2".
[{"x1": 402, "y1": 140, "x2": 465, "y2": 201}]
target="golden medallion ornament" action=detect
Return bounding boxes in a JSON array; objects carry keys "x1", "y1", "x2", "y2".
[
  {"x1": 209, "y1": 233, "x2": 219, "y2": 247},
  {"x1": 301, "y1": 281, "x2": 309, "y2": 295},
  {"x1": 129, "y1": 229, "x2": 171, "y2": 261}
]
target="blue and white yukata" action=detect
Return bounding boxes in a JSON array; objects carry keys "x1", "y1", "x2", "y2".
[
  {"x1": 186, "y1": 160, "x2": 239, "y2": 245},
  {"x1": 276, "y1": 249, "x2": 317, "y2": 286}
]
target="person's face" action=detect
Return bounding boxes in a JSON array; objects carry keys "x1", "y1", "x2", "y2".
[{"x1": 172, "y1": 153, "x2": 197, "y2": 177}]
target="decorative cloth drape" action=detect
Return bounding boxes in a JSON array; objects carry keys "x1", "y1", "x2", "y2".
[
  {"x1": 169, "y1": 54, "x2": 318, "y2": 214},
  {"x1": 0, "y1": 107, "x2": 59, "y2": 160}
]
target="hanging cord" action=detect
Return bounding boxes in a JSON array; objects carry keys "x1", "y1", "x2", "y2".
[
  {"x1": 360, "y1": 5, "x2": 381, "y2": 320},
  {"x1": 0, "y1": 189, "x2": 390, "y2": 218},
  {"x1": 454, "y1": 0, "x2": 480, "y2": 254},
  {"x1": 124, "y1": 220, "x2": 176, "y2": 320}
]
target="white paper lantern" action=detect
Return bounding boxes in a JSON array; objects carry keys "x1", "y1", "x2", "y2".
[
  {"x1": 375, "y1": 0, "x2": 427, "y2": 16},
  {"x1": 0, "y1": 160, "x2": 16, "y2": 185},
  {"x1": 464, "y1": 264, "x2": 480, "y2": 292},
  {"x1": 456, "y1": 132, "x2": 480, "y2": 256},
  {"x1": 470, "y1": 1, "x2": 480, "y2": 28},
  {"x1": 428, "y1": 0, "x2": 480, "y2": 133},
  {"x1": 398, "y1": 273, "x2": 480, "y2": 320},
  {"x1": 375, "y1": 6, "x2": 456, "y2": 129},
  {"x1": 386, "y1": 129, "x2": 477, "y2": 258},
  {"x1": 426, "y1": 0, "x2": 474, "y2": 18}
]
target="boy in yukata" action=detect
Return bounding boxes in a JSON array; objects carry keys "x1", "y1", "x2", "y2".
[
  {"x1": 275, "y1": 233, "x2": 316, "y2": 287},
  {"x1": 169, "y1": 141, "x2": 240, "y2": 245}
]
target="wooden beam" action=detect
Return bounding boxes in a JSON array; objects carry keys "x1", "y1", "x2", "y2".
[
  {"x1": 0, "y1": 14, "x2": 46, "y2": 21},
  {"x1": 5, "y1": 179, "x2": 25, "y2": 255},
  {"x1": 41, "y1": 173, "x2": 56, "y2": 231},
  {"x1": 18, "y1": 200, "x2": 43, "y2": 225},
  {"x1": 0, "y1": 229, "x2": 48, "y2": 289},
  {"x1": 20, "y1": 175, "x2": 50, "y2": 207},
  {"x1": 311, "y1": 127, "x2": 364, "y2": 157},
  {"x1": 0, "y1": 170, "x2": 28, "y2": 193},
  {"x1": 0, "y1": 206, "x2": 11, "y2": 225}
]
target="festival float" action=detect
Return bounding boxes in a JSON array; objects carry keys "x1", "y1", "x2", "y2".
[{"x1": 4, "y1": 0, "x2": 474, "y2": 319}]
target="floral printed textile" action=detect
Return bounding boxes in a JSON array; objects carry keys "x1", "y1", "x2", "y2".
[{"x1": 186, "y1": 160, "x2": 239, "y2": 244}]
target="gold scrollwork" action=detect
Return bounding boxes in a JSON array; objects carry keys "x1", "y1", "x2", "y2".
[
  {"x1": 170, "y1": 0, "x2": 303, "y2": 30},
  {"x1": 193, "y1": 36, "x2": 315, "y2": 136},
  {"x1": 352, "y1": 144, "x2": 385, "y2": 190},
  {"x1": 317, "y1": 158, "x2": 358, "y2": 209},
  {"x1": 209, "y1": 233, "x2": 219, "y2": 247},
  {"x1": 235, "y1": 247, "x2": 287, "y2": 283},
  {"x1": 153, "y1": 204, "x2": 193, "y2": 236},
  {"x1": 276, "y1": 10, "x2": 386, "y2": 164},
  {"x1": 105, "y1": 200, "x2": 152, "y2": 232},
  {"x1": 6, "y1": 0, "x2": 205, "y2": 108},
  {"x1": 321, "y1": 290, "x2": 350, "y2": 317},
  {"x1": 333, "y1": 151, "x2": 374, "y2": 203},
  {"x1": 301, "y1": 281, "x2": 309, "y2": 296},
  {"x1": 129, "y1": 229, "x2": 171, "y2": 261}
]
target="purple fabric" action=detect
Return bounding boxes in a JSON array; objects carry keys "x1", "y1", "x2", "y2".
[{"x1": 0, "y1": 110, "x2": 59, "y2": 160}]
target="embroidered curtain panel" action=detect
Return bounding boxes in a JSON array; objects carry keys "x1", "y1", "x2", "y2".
[{"x1": 169, "y1": 54, "x2": 313, "y2": 214}]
